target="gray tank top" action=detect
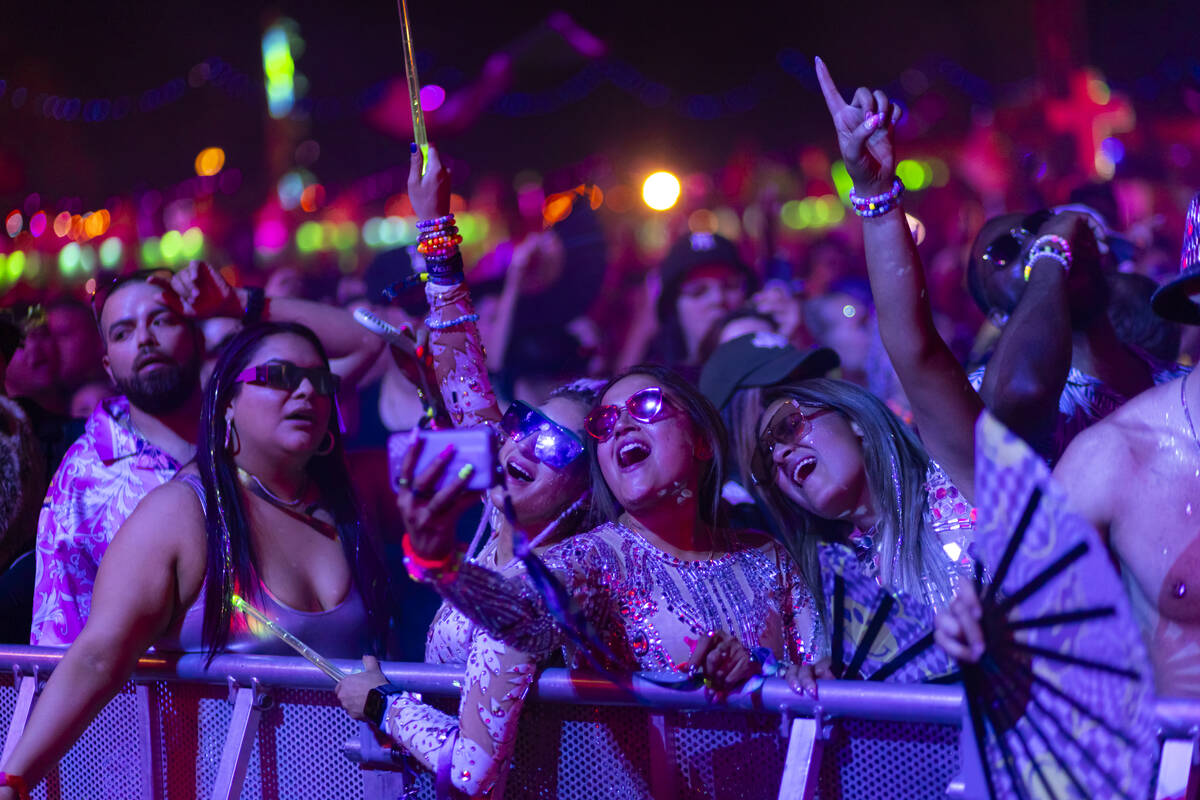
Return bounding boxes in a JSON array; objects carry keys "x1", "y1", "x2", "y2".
[{"x1": 155, "y1": 473, "x2": 372, "y2": 658}]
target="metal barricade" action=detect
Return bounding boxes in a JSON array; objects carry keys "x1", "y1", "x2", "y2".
[{"x1": 0, "y1": 646, "x2": 1194, "y2": 799}]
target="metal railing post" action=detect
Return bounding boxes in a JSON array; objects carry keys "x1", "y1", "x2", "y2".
[
  {"x1": 1155, "y1": 732, "x2": 1200, "y2": 800},
  {"x1": 945, "y1": 697, "x2": 988, "y2": 799},
  {"x1": 2, "y1": 668, "x2": 38, "y2": 767},
  {"x1": 135, "y1": 683, "x2": 162, "y2": 800},
  {"x1": 210, "y1": 678, "x2": 271, "y2": 800},
  {"x1": 777, "y1": 709, "x2": 827, "y2": 800}
]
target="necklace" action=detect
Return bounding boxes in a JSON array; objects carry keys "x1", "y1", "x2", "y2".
[
  {"x1": 237, "y1": 466, "x2": 307, "y2": 507},
  {"x1": 1182, "y1": 371, "x2": 1200, "y2": 454}
]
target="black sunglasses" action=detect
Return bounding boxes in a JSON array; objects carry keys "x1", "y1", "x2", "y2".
[
  {"x1": 500, "y1": 400, "x2": 584, "y2": 469},
  {"x1": 235, "y1": 361, "x2": 341, "y2": 396},
  {"x1": 979, "y1": 209, "x2": 1055, "y2": 269}
]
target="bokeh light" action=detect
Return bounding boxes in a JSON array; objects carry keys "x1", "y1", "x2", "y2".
[
  {"x1": 194, "y1": 147, "x2": 226, "y2": 177},
  {"x1": 642, "y1": 171, "x2": 681, "y2": 211},
  {"x1": 98, "y1": 237, "x2": 123, "y2": 268},
  {"x1": 419, "y1": 84, "x2": 446, "y2": 112},
  {"x1": 5, "y1": 211, "x2": 22, "y2": 237},
  {"x1": 29, "y1": 211, "x2": 46, "y2": 238}
]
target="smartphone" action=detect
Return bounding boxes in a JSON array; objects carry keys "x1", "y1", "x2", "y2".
[{"x1": 387, "y1": 426, "x2": 500, "y2": 493}]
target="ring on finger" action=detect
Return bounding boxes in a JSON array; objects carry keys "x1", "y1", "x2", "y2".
[{"x1": 397, "y1": 477, "x2": 410, "y2": 488}]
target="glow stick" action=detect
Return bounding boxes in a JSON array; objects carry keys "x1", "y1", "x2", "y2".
[
  {"x1": 231, "y1": 594, "x2": 346, "y2": 681},
  {"x1": 396, "y1": 0, "x2": 428, "y2": 172}
]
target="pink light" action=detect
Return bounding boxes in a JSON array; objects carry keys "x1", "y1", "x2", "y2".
[
  {"x1": 419, "y1": 84, "x2": 445, "y2": 112},
  {"x1": 29, "y1": 211, "x2": 47, "y2": 238},
  {"x1": 254, "y1": 219, "x2": 288, "y2": 253}
]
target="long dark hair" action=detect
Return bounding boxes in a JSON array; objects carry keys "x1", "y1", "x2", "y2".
[
  {"x1": 197, "y1": 322, "x2": 390, "y2": 662},
  {"x1": 585, "y1": 364, "x2": 728, "y2": 531},
  {"x1": 746, "y1": 378, "x2": 952, "y2": 624}
]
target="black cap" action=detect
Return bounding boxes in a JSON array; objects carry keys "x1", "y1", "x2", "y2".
[
  {"x1": 657, "y1": 232, "x2": 756, "y2": 321},
  {"x1": 1151, "y1": 191, "x2": 1200, "y2": 325},
  {"x1": 699, "y1": 332, "x2": 840, "y2": 411}
]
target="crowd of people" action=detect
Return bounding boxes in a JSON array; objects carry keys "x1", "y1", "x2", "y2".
[{"x1": 0, "y1": 56, "x2": 1197, "y2": 798}]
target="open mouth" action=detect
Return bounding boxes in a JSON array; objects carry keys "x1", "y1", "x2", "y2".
[
  {"x1": 505, "y1": 459, "x2": 534, "y2": 483},
  {"x1": 617, "y1": 439, "x2": 651, "y2": 469},
  {"x1": 285, "y1": 408, "x2": 316, "y2": 423},
  {"x1": 135, "y1": 355, "x2": 173, "y2": 371},
  {"x1": 791, "y1": 456, "x2": 817, "y2": 485}
]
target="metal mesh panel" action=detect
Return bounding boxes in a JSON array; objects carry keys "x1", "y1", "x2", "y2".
[
  {"x1": 40, "y1": 683, "x2": 145, "y2": 800},
  {"x1": 669, "y1": 710, "x2": 786, "y2": 800},
  {"x1": 817, "y1": 718, "x2": 959, "y2": 800},
  {"x1": 506, "y1": 702, "x2": 652, "y2": 800},
  {"x1": 0, "y1": 672, "x2": 15, "y2": 742}
]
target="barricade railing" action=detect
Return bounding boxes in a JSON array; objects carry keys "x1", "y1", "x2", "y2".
[{"x1": 0, "y1": 645, "x2": 1194, "y2": 799}]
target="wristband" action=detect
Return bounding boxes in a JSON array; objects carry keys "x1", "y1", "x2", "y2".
[
  {"x1": 242, "y1": 287, "x2": 266, "y2": 325},
  {"x1": 0, "y1": 773, "x2": 30, "y2": 800},
  {"x1": 1023, "y1": 234, "x2": 1072, "y2": 282},
  {"x1": 401, "y1": 533, "x2": 465, "y2": 585},
  {"x1": 849, "y1": 177, "x2": 905, "y2": 218}
]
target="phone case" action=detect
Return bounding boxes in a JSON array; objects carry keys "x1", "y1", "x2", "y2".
[{"x1": 387, "y1": 427, "x2": 499, "y2": 493}]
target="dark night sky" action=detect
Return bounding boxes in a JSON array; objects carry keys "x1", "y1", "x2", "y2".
[{"x1": 0, "y1": 0, "x2": 1197, "y2": 210}]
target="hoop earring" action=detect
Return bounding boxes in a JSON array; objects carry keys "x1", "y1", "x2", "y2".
[
  {"x1": 316, "y1": 431, "x2": 336, "y2": 456},
  {"x1": 225, "y1": 419, "x2": 241, "y2": 454}
]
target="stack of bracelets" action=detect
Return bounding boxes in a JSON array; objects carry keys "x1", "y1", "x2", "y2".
[
  {"x1": 1022, "y1": 234, "x2": 1072, "y2": 281},
  {"x1": 416, "y1": 214, "x2": 465, "y2": 286},
  {"x1": 849, "y1": 176, "x2": 905, "y2": 218}
]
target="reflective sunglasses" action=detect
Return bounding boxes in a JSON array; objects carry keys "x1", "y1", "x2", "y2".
[
  {"x1": 234, "y1": 361, "x2": 341, "y2": 396},
  {"x1": 585, "y1": 386, "x2": 671, "y2": 442},
  {"x1": 500, "y1": 400, "x2": 585, "y2": 469},
  {"x1": 979, "y1": 209, "x2": 1055, "y2": 269},
  {"x1": 751, "y1": 400, "x2": 835, "y2": 486},
  {"x1": 90, "y1": 268, "x2": 176, "y2": 326}
]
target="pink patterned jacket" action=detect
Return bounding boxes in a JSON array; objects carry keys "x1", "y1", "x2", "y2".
[{"x1": 30, "y1": 396, "x2": 184, "y2": 646}]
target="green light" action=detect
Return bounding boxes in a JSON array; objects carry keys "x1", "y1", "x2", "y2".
[
  {"x1": 812, "y1": 197, "x2": 832, "y2": 225},
  {"x1": 262, "y1": 24, "x2": 297, "y2": 119},
  {"x1": 99, "y1": 238, "x2": 123, "y2": 268},
  {"x1": 141, "y1": 237, "x2": 161, "y2": 266},
  {"x1": 362, "y1": 217, "x2": 384, "y2": 248},
  {"x1": 780, "y1": 200, "x2": 806, "y2": 230},
  {"x1": 824, "y1": 195, "x2": 846, "y2": 225},
  {"x1": 181, "y1": 227, "x2": 204, "y2": 259},
  {"x1": 831, "y1": 161, "x2": 853, "y2": 205},
  {"x1": 331, "y1": 222, "x2": 358, "y2": 251},
  {"x1": 296, "y1": 221, "x2": 323, "y2": 253},
  {"x1": 6, "y1": 251, "x2": 24, "y2": 283},
  {"x1": 59, "y1": 243, "x2": 81, "y2": 276},
  {"x1": 896, "y1": 160, "x2": 929, "y2": 191},
  {"x1": 457, "y1": 213, "x2": 488, "y2": 244},
  {"x1": 160, "y1": 230, "x2": 183, "y2": 262},
  {"x1": 78, "y1": 245, "x2": 97, "y2": 273},
  {"x1": 797, "y1": 198, "x2": 817, "y2": 228}
]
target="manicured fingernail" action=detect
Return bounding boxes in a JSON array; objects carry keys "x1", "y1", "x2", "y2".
[
  {"x1": 866, "y1": 113, "x2": 882, "y2": 130},
  {"x1": 410, "y1": 142, "x2": 418, "y2": 153},
  {"x1": 457, "y1": 464, "x2": 475, "y2": 479},
  {"x1": 408, "y1": 428, "x2": 420, "y2": 444},
  {"x1": 439, "y1": 445, "x2": 455, "y2": 458},
  {"x1": 684, "y1": 636, "x2": 697, "y2": 652}
]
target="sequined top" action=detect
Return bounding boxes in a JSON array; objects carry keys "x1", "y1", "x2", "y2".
[
  {"x1": 436, "y1": 521, "x2": 823, "y2": 671},
  {"x1": 967, "y1": 350, "x2": 1189, "y2": 464},
  {"x1": 31, "y1": 396, "x2": 184, "y2": 646},
  {"x1": 847, "y1": 462, "x2": 977, "y2": 613},
  {"x1": 382, "y1": 281, "x2": 535, "y2": 798}
]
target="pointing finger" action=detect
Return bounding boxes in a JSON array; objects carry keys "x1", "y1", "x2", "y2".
[{"x1": 814, "y1": 56, "x2": 849, "y2": 116}]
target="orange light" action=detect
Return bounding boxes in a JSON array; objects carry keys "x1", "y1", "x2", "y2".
[
  {"x1": 53, "y1": 212, "x2": 72, "y2": 237},
  {"x1": 299, "y1": 184, "x2": 325, "y2": 213},
  {"x1": 194, "y1": 147, "x2": 226, "y2": 177},
  {"x1": 83, "y1": 209, "x2": 111, "y2": 239}
]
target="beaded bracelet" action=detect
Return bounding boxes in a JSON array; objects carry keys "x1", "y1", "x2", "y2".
[
  {"x1": 425, "y1": 312, "x2": 480, "y2": 330},
  {"x1": 418, "y1": 230, "x2": 459, "y2": 244},
  {"x1": 423, "y1": 251, "x2": 465, "y2": 286},
  {"x1": 849, "y1": 177, "x2": 905, "y2": 218},
  {"x1": 416, "y1": 214, "x2": 456, "y2": 230},
  {"x1": 1022, "y1": 233, "x2": 1072, "y2": 281}
]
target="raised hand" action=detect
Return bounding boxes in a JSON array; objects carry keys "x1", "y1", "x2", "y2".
[
  {"x1": 814, "y1": 56, "x2": 901, "y2": 197},
  {"x1": 933, "y1": 581, "x2": 985, "y2": 663},
  {"x1": 394, "y1": 431, "x2": 479, "y2": 561},
  {"x1": 335, "y1": 655, "x2": 389, "y2": 721},
  {"x1": 170, "y1": 260, "x2": 242, "y2": 319},
  {"x1": 407, "y1": 144, "x2": 451, "y2": 221}
]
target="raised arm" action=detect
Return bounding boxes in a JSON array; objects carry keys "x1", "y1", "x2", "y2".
[
  {"x1": 171, "y1": 262, "x2": 385, "y2": 364},
  {"x1": 408, "y1": 145, "x2": 502, "y2": 428},
  {"x1": 816, "y1": 57, "x2": 982, "y2": 496},
  {"x1": 978, "y1": 213, "x2": 1095, "y2": 449},
  {"x1": 0, "y1": 483, "x2": 206, "y2": 792}
]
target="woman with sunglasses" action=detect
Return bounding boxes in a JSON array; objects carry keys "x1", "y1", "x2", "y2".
[
  {"x1": 332, "y1": 146, "x2": 608, "y2": 798},
  {"x1": 400, "y1": 364, "x2": 822, "y2": 797},
  {"x1": 0, "y1": 322, "x2": 390, "y2": 795}
]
